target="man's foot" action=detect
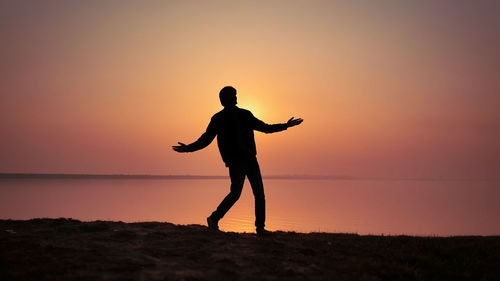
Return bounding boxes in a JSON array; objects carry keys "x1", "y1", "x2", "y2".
[
  {"x1": 256, "y1": 228, "x2": 272, "y2": 237},
  {"x1": 207, "y1": 217, "x2": 219, "y2": 231}
]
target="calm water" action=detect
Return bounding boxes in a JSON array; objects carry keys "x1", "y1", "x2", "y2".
[{"x1": 0, "y1": 178, "x2": 498, "y2": 235}]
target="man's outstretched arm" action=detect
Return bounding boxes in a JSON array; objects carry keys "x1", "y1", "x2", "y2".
[
  {"x1": 253, "y1": 116, "x2": 303, "y2": 134},
  {"x1": 173, "y1": 119, "x2": 217, "y2": 153}
]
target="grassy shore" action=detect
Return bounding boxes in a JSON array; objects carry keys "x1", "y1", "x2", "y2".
[{"x1": 1, "y1": 219, "x2": 499, "y2": 281}]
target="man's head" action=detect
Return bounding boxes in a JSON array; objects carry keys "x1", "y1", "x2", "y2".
[{"x1": 219, "y1": 86, "x2": 237, "y2": 107}]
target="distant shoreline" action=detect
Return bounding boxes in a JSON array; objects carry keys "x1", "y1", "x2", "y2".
[{"x1": 0, "y1": 173, "x2": 497, "y2": 181}]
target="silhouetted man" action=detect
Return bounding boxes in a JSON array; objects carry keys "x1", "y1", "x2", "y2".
[{"x1": 173, "y1": 86, "x2": 303, "y2": 235}]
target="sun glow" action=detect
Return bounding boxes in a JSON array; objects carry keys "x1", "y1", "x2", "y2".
[
  {"x1": 241, "y1": 101, "x2": 265, "y2": 121},
  {"x1": 238, "y1": 91, "x2": 281, "y2": 122}
]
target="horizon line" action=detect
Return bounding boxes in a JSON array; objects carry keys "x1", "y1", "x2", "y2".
[{"x1": 0, "y1": 173, "x2": 497, "y2": 182}]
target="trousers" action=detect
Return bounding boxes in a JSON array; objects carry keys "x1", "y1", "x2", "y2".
[{"x1": 210, "y1": 156, "x2": 265, "y2": 229}]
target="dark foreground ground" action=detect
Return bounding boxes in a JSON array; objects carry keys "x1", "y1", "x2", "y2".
[{"x1": 1, "y1": 219, "x2": 499, "y2": 281}]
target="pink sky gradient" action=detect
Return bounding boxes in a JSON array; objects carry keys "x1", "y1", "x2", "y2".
[{"x1": 1, "y1": 1, "x2": 499, "y2": 178}]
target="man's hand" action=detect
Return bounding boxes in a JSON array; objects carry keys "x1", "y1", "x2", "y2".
[
  {"x1": 172, "y1": 142, "x2": 190, "y2": 153},
  {"x1": 286, "y1": 117, "x2": 303, "y2": 128}
]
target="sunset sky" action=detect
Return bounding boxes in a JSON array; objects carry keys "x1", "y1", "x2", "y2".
[{"x1": 1, "y1": 0, "x2": 499, "y2": 179}]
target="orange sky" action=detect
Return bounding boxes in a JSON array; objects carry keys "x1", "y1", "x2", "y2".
[{"x1": 1, "y1": 1, "x2": 499, "y2": 178}]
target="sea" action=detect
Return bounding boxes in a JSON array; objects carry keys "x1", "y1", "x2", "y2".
[{"x1": 1, "y1": 177, "x2": 499, "y2": 236}]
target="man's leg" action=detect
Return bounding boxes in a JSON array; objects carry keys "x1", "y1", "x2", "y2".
[
  {"x1": 209, "y1": 164, "x2": 246, "y2": 222},
  {"x1": 246, "y1": 158, "x2": 265, "y2": 230}
]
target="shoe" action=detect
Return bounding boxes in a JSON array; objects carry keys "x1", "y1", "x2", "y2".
[
  {"x1": 256, "y1": 228, "x2": 272, "y2": 236},
  {"x1": 207, "y1": 217, "x2": 219, "y2": 231}
]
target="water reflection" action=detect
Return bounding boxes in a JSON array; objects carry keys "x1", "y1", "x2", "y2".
[{"x1": 0, "y1": 178, "x2": 498, "y2": 235}]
